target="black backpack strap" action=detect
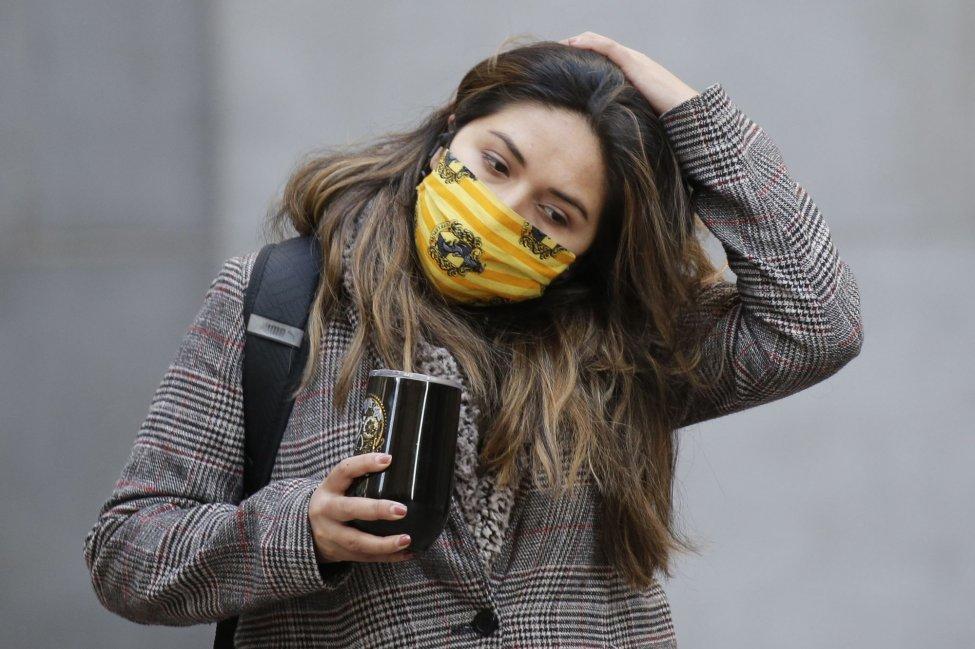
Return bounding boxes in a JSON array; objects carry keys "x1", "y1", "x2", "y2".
[
  {"x1": 240, "y1": 234, "x2": 324, "y2": 498},
  {"x1": 213, "y1": 234, "x2": 323, "y2": 649}
]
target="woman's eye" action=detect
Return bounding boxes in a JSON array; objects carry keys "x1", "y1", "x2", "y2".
[
  {"x1": 481, "y1": 152, "x2": 568, "y2": 227},
  {"x1": 543, "y1": 206, "x2": 568, "y2": 227},
  {"x1": 483, "y1": 153, "x2": 508, "y2": 176}
]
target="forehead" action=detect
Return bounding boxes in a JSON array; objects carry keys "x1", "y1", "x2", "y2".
[{"x1": 467, "y1": 102, "x2": 606, "y2": 206}]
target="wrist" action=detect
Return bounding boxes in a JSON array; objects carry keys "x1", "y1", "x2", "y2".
[{"x1": 657, "y1": 84, "x2": 701, "y2": 116}]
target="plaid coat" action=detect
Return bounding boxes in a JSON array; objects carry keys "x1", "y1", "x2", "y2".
[{"x1": 83, "y1": 82, "x2": 864, "y2": 647}]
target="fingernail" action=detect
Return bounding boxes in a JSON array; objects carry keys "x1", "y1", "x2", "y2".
[
  {"x1": 378, "y1": 453, "x2": 392, "y2": 464},
  {"x1": 391, "y1": 504, "x2": 407, "y2": 516},
  {"x1": 398, "y1": 534, "x2": 411, "y2": 547},
  {"x1": 567, "y1": 37, "x2": 577, "y2": 44}
]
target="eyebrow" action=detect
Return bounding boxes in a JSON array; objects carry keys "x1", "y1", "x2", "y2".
[{"x1": 488, "y1": 129, "x2": 591, "y2": 223}]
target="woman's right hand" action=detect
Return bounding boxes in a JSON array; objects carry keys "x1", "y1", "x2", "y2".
[{"x1": 308, "y1": 452, "x2": 415, "y2": 564}]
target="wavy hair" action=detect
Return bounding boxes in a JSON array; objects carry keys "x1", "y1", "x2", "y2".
[{"x1": 264, "y1": 35, "x2": 725, "y2": 590}]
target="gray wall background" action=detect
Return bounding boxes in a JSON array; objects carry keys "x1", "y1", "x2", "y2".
[{"x1": 2, "y1": 1, "x2": 971, "y2": 647}]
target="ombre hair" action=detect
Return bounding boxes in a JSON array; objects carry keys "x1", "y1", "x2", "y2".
[{"x1": 264, "y1": 35, "x2": 725, "y2": 590}]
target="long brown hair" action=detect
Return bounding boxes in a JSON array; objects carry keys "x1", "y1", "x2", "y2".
[{"x1": 264, "y1": 36, "x2": 725, "y2": 589}]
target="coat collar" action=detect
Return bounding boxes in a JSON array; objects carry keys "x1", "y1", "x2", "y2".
[{"x1": 337, "y1": 198, "x2": 518, "y2": 577}]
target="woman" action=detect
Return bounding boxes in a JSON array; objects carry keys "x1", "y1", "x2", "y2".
[{"x1": 83, "y1": 34, "x2": 863, "y2": 647}]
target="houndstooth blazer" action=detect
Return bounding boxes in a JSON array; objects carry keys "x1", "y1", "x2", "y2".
[{"x1": 83, "y1": 82, "x2": 864, "y2": 647}]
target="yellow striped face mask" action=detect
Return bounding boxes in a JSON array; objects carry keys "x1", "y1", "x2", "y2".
[{"x1": 414, "y1": 147, "x2": 577, "y2": 306}]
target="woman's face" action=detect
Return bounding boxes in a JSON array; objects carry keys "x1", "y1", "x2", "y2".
[{"x1": 427, "y1": 101, "x2": 607, "y2": 257}]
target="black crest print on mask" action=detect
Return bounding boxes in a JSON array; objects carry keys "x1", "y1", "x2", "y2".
[
  {"x1": 431, "y1": 221, "x2": 486, "y2": 276},
  {"x1": 437, "y1": 149, "x2": 477, "y2": 183}
]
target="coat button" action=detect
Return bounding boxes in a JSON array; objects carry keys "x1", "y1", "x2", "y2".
[{"x1": 471, "y1": 607, "x2": 499, "y2": 636}]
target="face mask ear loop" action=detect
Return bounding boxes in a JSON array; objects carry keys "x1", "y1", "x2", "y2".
[
  {"x1": 434, "y1": 124, "x2": 457, "y2": 157},
  {"x1": 429, "y1": 134, "x2": 448, "y2": 165},
  {"x1": 426, "y1": 128, "x2": 456, "y2": 176}
]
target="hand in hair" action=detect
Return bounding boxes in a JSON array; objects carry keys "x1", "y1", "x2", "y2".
[{"x1": 558, "y1": 31, "x2": 700, "y2": 117}]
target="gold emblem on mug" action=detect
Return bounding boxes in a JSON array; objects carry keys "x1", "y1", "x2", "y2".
[{"x1": 355, "y1": 393, "x2": 387, "y2": 455}]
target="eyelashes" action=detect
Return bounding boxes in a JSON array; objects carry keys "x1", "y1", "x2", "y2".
[{"x1": 482, "y1": 153, "x2": 508, "y2": 175}]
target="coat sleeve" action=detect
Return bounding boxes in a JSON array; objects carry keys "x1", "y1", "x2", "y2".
[
  {"x1": 659, "y1": 83, "x2": 865, "y2": 429},
  {"x1": 82, "y1": 253, "x2": 354, "y2": 626}
]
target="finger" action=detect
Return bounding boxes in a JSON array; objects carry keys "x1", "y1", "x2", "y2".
[
  {"x1": 566, "y1": 32, "x2": 624, "y2": 58},
  {"x1": 323, "y1": 452, "x2": 392, "y2": 493},
  {"x1": 332, "y1": 525, "x2": 413, "y2": 556},
  {"x1": 580, "y1": 31, "x2": 611, "y2": 44},
  {"x1": 325, "y1": 495, "x2": 408, "y2": 523}
]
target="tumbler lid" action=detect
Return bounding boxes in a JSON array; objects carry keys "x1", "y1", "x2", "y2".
[{"x1": 369, "y1": 368, "x2": 463, "y2": 391}]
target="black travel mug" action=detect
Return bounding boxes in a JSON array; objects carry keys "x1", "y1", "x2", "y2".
[{"x1": 346, "y1": 369, "x2": 462, "y2": 551}]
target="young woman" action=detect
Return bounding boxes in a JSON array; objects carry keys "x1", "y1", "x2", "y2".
[{"x1": 84, "y1": 34, "x2": 863, "y2": 647}]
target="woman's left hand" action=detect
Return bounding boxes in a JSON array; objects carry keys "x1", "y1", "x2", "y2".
[{"x1": 558, "y1": 32, "x2": 700, "y2": 117}]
